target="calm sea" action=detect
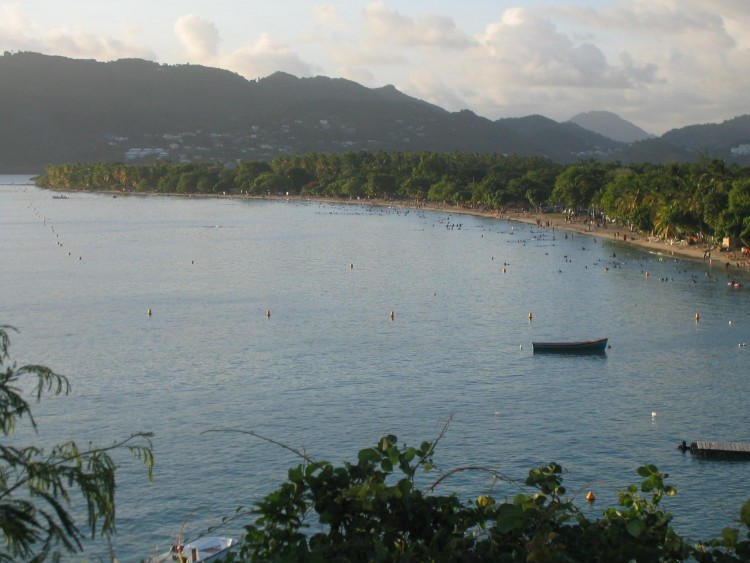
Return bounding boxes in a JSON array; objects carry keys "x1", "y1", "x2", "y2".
[{"x1": 2, "y1": 175, "x2": 749, "y2": 561}]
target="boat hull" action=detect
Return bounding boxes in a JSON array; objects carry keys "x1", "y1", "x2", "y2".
[
  {"x1": 148, "y1": 536, "x2": 238, "y2": 563},
  {"x1": 532, "y1": 338, "x2": 608, "y2": 353}
]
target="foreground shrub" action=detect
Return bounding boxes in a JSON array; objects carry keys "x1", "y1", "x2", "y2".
[{"x1": 223, "y1": 432, "x2": 750, "y2": 562}]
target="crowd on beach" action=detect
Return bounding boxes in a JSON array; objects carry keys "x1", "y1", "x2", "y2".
[
  {"x1": 278, "y1": 192, "x2": 750, "y2": 275},
  {"x1": 510, "y1": 211, "x2": 750, "y2": 273},
  {"x1": 362, "y1": 196, "x2": 748, "y2": 273},
  {"x1": 426, "y1": 201, "x2": 749, "y2": 273}
]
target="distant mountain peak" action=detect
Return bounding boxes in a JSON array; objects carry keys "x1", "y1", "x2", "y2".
[{"x1": 568, "y1": 110, "x2": 653, "y2": 143}]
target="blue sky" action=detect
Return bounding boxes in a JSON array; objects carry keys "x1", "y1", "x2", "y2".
[{"x1": 1, "y1": 1, "x2": 748, "y2": 134}]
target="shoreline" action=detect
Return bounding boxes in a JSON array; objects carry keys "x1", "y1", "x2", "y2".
[
  {"x1": 294, "y1": 195, "x2": 750, "y2": 274},
  {"x1": 45, "y1": 186, "x2": 750, "y2": 274}
]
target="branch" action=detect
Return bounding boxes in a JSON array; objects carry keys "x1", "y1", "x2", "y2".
[
  {"x1": 201, "y1": 429, "x2": 314, "y2": 463},
  {"x1": 0, "y1": 432, "x2": 155, "y2": 502},
  {"x1": 424, "y1": 465, "x2": 521, "y2": 494},
  {"x1": 413, "y1": 412, "x2": 453, "y2": 474}
]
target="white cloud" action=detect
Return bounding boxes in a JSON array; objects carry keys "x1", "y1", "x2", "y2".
[
  {"x1": 0, "y1": 4, "x2": 31, "y2": 38},
  {"x1": 222, "y1": 33, "x2": 314, "y2": 79},
  {"x1": 393, "y1": 1, "x2": 750, "y2": 133},
  {"x1": 403, "y1": 68, "x2": 466, "y2": 111},
  {"x1": 306, "y1": 0, "x2": 749, "y2": 133},
  {"x1": 171, "y1": 13, "x2": 314, "y2": 79},
  {"x1": 173, "y1": 15, "x2": 220, "y2": 60},
  {"x1": 512, "y1": 1, "x2": 747, "y2": 122},
  {"x1": 0, "y1": 4, "x2": 154, "y2": 60},
  {"x1": 312, "y1": 4, "x2": 338, "y2": 24},
  {"x1": 477, "y1": 8, "x2": 643, "y2": 89},
  {"x1": 362, "y1": 1, "x2": 471, "y2": 48},
  {"x1": 336, "y1": 65, "x2": 376, "y2": 86},
  {"x1": 174, "y1": 10, "x2": 316, "y2": 78},
  {"x1": 322, "y1": 1, "x2": 473, "y2": 90}
]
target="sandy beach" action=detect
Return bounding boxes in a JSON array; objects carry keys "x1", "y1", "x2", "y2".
[
  {"x1": 508, "y1": 211, "x2": 749, "y2": 274},
  {"x1": 366, "y1": 198, "x2": 750, "y2": 274}
]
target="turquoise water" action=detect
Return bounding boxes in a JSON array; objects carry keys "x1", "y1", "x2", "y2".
[{"x1": 2, "y1": 176, "x2": 749, "y2": 561}]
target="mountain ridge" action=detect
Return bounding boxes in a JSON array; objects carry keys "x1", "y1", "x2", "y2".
[
  {"x1": 567, "y1": 110, "x2": 654, "y2": 143},
  {"x1": 1, "y1": 52, "x2": 748, "y2": 172}
]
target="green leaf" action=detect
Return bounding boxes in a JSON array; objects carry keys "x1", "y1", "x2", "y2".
[
  {"x1": 380, "y1": 459, "x2": 393, "y2": 472},
  {"x1": 288, "y1": 465, "x2": 303, "y2": 483},
  {"x1": 402, "y1": 447, "x2": 417, "y2": 463},
  {"x1": 358, "y1": 448, "x2": 380, "y2": 463},
  {"x1": 626, "y1": 518, "x2": 646, "y2": 537},
  {"x1": 740, "y1": 499, "x2": 750, "y2": 527},
  {"x1": 721, "y1": 526, "x2": 739, "y2": 547},
  {"x1": 495, "y1": 504, "x2": 524, "y2": 533},
  {"x1": 641, "y1": 476, "x2": 656, "y2": 492},
  {"x1": 397, "y1": 479, "x2": 412, "y2": 496},
  {"x1": 378, "y1": 435, "x2": 397, "y2": 451},
  {"x1": 305, "y1": 460, "x2": 328, "y2": 476}
]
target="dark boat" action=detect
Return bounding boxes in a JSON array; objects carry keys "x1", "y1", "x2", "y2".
[{"x1": 532, "y1": 337, "x2": 608, "y2": 353}]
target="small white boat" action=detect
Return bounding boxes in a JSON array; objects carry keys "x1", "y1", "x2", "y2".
[{"x1": 147, "y1": 536, "x2": 238, "y2": 563}]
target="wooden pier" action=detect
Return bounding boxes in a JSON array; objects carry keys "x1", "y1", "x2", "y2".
[{"x1": 679, "y1": 440, "x2": 750, "y2": 460}]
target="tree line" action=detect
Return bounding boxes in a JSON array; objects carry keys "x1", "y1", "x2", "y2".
[{"x1": 36, "y1": 152, "x2": 750, "y2": 246}]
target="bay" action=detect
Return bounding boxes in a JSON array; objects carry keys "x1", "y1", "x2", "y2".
[{"x1": 2, "y1": 175, "x2": 749, "y2": 561}]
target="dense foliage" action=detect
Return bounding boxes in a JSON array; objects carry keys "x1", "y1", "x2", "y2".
[
  {"x1": 218, "y1": 432, "x2": 750, "y2": 562},
  {"x1": 36, "y1": 152, "x2": 750, "y2": 247},
  {"x1": 0, "y1": 326, "x2": 154, "y2": 562}
]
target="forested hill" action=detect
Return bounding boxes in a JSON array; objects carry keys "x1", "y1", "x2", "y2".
[
  {"x1": 1, "y1": 51, "x2": 749, "y2": 172},
  {"x1": 0, "y1": 52, "x2": 616, "y2": 171}
]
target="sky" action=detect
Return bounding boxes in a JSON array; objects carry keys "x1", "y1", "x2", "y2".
[{"x1": 1, "y1": 1, "x2": 748, "y2": 135}]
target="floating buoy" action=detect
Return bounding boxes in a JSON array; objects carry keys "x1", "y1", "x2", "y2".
[
  {"x1": 147, "y1": 308, "x2": 152, "y2": 317},
  {"x1": 695, "y1": 312, "x2": 700, "y2": 321},
  {"x1": 266, "y1": 309, "x2": 271, "y2": 318},
  {"x1": 528, "y1": 312, "x2": 532, "y2": 320},
  {"x1": 651, "y1": 411, "x2": 657, "y2": 418},
  {"x1": 586, "y1": 490, "x2": 595, "y2": 502},
  {"x1": 349, "y1": 263, "x2": 354, "y2": 269},
  {"x1": 502, "y1": 268, "x2": 506, "y2": 273},
  {"x1": 390, "y1": 311, "x2": 395, "y2": 320},
  {"x1": 645, "y1": 272, "x2": 650, "y2": 277}
]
